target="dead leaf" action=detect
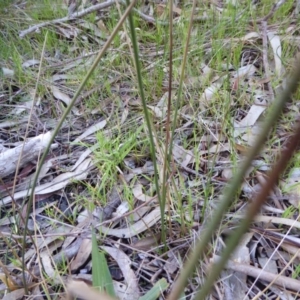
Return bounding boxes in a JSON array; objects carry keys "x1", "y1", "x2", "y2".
[
  {"x1": 67, "y1": 280, "x2": 116, "y2": 300},
  {"x1": 71, "y1": 239, "x2": 92, "y2": 271},
  {"x1": 98, "y1": 207, "x2": 161, "y2": 238},
  {"x1": 130, "y1": 232, "x2": 161, "y2": 251},
  {"x1": 2, "y1": 288, "x2": 25, "y2": 300},
  {"x1": 72, "y1": 119, "x2": 107, "y2": 143},
  {"x1": 267, "y1": 31, "x2": 282, "y2": 77},
  {"x1": 132, "y1": 184, "x2": 154, "y2": 202},
  {"x1": 2, "y1": 158, "x2": 92, "y2": 204},
  {"x1": 101, "y1": 246, "x2": 140, "y2": 300}
]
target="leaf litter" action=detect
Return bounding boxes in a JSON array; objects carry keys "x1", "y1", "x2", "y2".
[{"x1": 0, "y1": 0, "x2": 300, "y2": 299}]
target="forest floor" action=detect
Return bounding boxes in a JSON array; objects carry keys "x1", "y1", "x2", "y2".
[{"x1": 1, "y1": 0, "x2": 300, "y2": 299}]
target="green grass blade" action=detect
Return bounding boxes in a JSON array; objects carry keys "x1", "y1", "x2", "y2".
[
  {"x1": 139, "y1": 278, "x2": 168, "y2": 300},
  {"x1": 125, "y1": 0, "x2": 164, "y2": 241},
  {"x1": 92, "y1": 231, "x2": 116, "y2": 297}
]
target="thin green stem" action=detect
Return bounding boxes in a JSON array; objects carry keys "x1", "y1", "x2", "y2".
[
  {"x1": 21, "y1": 1, "x2": 137, "y2": 294},
  {"x1": 21, "y1": 32, "x2": 48, "y2": 294},
  {"x1": 125, "y1": 1, "x2": 163, "y2": 236},
  {"x1": 167, "y1": 61, "x2": 300, "y2": 300}
]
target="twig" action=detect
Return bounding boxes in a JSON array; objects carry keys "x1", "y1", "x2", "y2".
[
  {"x1": 262, "y1": 0, "x2": 287, "y2": 22},
  {"x1": 131, "y1": 6, "x2": 156, "y2": 24},
  {"x1": 19, "y1": 0, "x2": 118, "y2": 38},
  {"x1": 252, "y1": 0, "x2": 287, "y2": 24},
  {"x1": 212, "y1": 253, "x2": 300, "y2": 292}
]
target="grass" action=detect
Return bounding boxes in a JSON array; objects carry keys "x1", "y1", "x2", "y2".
[{"x1": 0, "y1": 0, "x2": 300, "y2": 299}]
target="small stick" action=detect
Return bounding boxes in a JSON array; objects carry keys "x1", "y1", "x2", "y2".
[{"x1": 19, "y1": 0, "x2": 118, "y2": 38}]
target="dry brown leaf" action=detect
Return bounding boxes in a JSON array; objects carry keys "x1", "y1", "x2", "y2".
[
  {"x1": 2, "y1": 158, "x2": 92, "y2": 204},
  {"x1": 199, "y1": 76, "x2": 224, "y2": 106},
  {"x1": 2, "y1": 288, "x2": 25, "y2": 300},
  {"x1": 70, "y1": 239, "x2": 92, "y2": 271},
  {"x1": 0, "y1": 273, "x2": 23, "y2": 291},
  {"x1": 101, "y1": 246, "x2": 140, "y2": 300},
  {"x1": 221, "y1": 233, "x2": 253, "y2": 300},
  {"x1": 22, "y1": 59, "x2": 40, "y2": 68},
  {"x1": 72, "y1": 119, "x2": 107, "y2": 143},
  {"x1": 98, "y1": 207, "x2": 161, "y2": 238},
  {"x1": 67, "y1": 280, "x2": 116, "y2": 300},
  {"x1": 267, "y1": 31, "x2": 282, "y2": 77},
  {"x1": 130, "y1": 232, "x2": 161, "y2": 251},
  {"x1": 51, "y1": 85, "x2": 80, "y2": 115},
  {"x1": 132, "y1": 184, "x2": 153, "y2": 202}
]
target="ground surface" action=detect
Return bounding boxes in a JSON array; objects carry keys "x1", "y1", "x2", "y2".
[{"x1": 1, "y1": 0, "x2": 300, "y2": 299}]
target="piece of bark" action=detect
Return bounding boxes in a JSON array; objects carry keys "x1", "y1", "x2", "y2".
[{"x1": 0, "y1": 132, "x2": 54, "y2": 178}]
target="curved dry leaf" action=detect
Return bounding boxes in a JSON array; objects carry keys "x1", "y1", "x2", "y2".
[
  {"x1": 1, "y1": 158, "x2": 92, "y2": 205},
  {"x1": 71, "y1": 239, "x2": 92, "y2": 271},
  {"x1": 0, "y1": 273, "x2": 23, "y2": 291},
  {"x1": 267, "y1": 32, "x2": 282, "y2": 76},
  {"x1": 172, "y1": 144, "x2": 194, "y2": 167},
  {"x1": 132, "y1": 184, "x2": 153, "y2": 202},
  {"x1": 114, "y1": 202, "x2": 130, "y2": 217},
  {"x1": 2, "y1": 288, "x2": 25, "y2": 300},
  {"x1": 72, "y1": 273, "x2": 135, "y2": 300},
  {"x1": 257, "y1": 256, "x2": 278, "y2": 275},
  {"x1": 237, "y1": 101, "x2": 267, "y2": 128},
  {"x1": 73, "y1": 119, "x2": 107, "y2": 143},
  {"x1": 11, "y1": 99, "x2": 34, "y2": 116},
  {"x1": 131, "y1": 206, "x2": 151, "y2": 221},
  {"x1": 241, "y1": 32, "x2": 260, "y2": 41},
  {"x1": 40, "y1": 253, "x2": 62, "y2": 285},
  {"x1": 234, "y1": 64, "x2": 257, "y2": 78},
  {"x1": 0, "y1": 116, "x2": 29, "y2": 129},
  {"x1": 199, "y1": 77, "x2": 224, "y2": 106},
  {"x1": 101, "y1": 246, "x2": 140, "y2": 300},
  {"x1": 147, "y1": 105, "x2": 164, "y2": 118},
  {"x1": 22, "y1": 59, "x2": 40, "y2": 68},
  {"x1": 51, "y1": 85, "x2": 80, "y2": 115},
  {"x1": 130, "y1": 232, "x2": 161, "y2": 251},
  {"x1": 98, "y1": 207, "x2": 161, "y2": 238},
  {"x1": 223, "y1": 233, "x2": 253, "y2": 299},
  {"x1": 71, "y1": 143, "x2": 99, "y2": 171},
  {"x1": 67, "y1": 280, "x2": 116, "y2": 300}
]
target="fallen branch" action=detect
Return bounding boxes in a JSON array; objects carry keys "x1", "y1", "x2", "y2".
[
  {"x1": 212, "y1": 254, "x2": 300, "y2": 292},
  {"x1": 19, "y1": 0, "x2": 118, "y2": 38},
  {"x1": 19, "y1": 0, "x2": 160, "y2": 38},
  {"x1": 0, "y1": 132, "x2": 55, "y2": 178}
]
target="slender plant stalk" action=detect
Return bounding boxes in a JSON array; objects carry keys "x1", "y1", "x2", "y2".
[
  {"x1": 195, "y1": 115, "x2": 300, "y2": 299},
  {"x1": 167, "y1": 62, "x2": 300, "y2": 300},
  {"x1": 125, "y1": 0, "x2": 164, "y2": 239},
  {"x1": 20, "y1": 32, "x2": 49, "y2": 293},
  {"x1": 160, "y1": 0, "x2": 174, "y2": 244},
  {"x1": 21, "y1": 1, "x2": 137, "y2": 294},
  {"x1": 167, "y1": 0, "x2": 196, "y2": 236}
]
